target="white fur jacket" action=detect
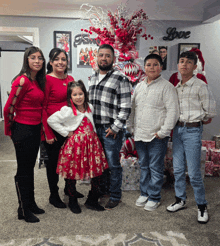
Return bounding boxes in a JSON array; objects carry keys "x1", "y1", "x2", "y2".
[{"x1": 47, "y1": 103, "x2": 96, "y2": 137}]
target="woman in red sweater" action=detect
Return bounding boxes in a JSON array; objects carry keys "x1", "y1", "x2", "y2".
[
  {"x1": 42, "y1": 48, "x2": 83, "y2": 208},
  {"x1": 4, "y1": 46, "x2": 46, "y2": 223}
]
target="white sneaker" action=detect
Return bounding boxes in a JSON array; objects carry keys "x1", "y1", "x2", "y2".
[
  {"x1": 144, "y1": 200, "x2": 160, "y2": 211},
  {"x1": 135, "y1": 195, "x2": 148, "y2": 207},
  {"x1": 198, "y1": 205, "x2": 209, "y2": 224},
  {"x1": 167, "y1": 200, "x2": 186, "y2": 212}
]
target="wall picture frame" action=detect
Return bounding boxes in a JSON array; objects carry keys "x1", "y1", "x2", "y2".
[
  {"x1": 54, "y1": 31, "x2": 72, "y2": 70},
  {"x1": 178, "y1": 43, "x2": 200, "y2": 62},
  {"x1": 149, "y1": 46, "x2": 168, "y2": 70}
]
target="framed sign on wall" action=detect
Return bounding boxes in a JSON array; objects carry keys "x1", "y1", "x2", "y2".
[
  {"x1": 54, "y1": 31, "x2": 72, "y2": 70},
  {"x1": 178, "y1": 43, "x2": 200, "y2": 61}
]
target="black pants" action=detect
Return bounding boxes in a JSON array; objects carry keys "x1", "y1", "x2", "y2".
[
  {"x1": 44, "y1": 130, "x2": 66, "y2": 194},
  {"x1": 12, "y1": 122, "x2": 41, "y2": 179}
]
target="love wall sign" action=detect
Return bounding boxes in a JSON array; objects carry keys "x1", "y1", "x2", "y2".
[{"x1": 163, "y1": 27, "x2": 191, "y2": 41}]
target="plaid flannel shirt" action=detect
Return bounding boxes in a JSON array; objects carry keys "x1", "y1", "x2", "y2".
[
  {"x1": 89, "y1": 69, "x2": 132, "y2": 133},
  {"x1": 176, "y1": 76, "x2": 216, "y2": 122}
]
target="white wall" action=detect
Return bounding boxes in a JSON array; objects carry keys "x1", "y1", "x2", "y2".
[{"x1": 0, "y1": 15, "x2": 219, "y2": 139}]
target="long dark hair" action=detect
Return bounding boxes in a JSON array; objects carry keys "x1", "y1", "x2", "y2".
[
  {"x1": 12, "y1": 46, "x2": 46, "y2": 91},
  {"x1": 67, "y1": 80, "x2": 89, "y2": 111},
  {"x1": 47, "y1": 48, "x2": 68, "y2": 74}
]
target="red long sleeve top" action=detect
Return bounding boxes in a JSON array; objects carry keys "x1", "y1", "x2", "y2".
[
  {"x1": 42, "y1": 74, "x2": 74, "y2": 140},
  {"x1": 4, "y1": 75, "x2": 44, "y2": 136}
]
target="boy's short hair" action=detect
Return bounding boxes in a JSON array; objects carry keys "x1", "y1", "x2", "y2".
[
  {"x1": 144, "y1": 54, "x2": 163, "y2": 66},
  {"x1": 179, "y1": 51, "x2": 198, "y2": 65}
]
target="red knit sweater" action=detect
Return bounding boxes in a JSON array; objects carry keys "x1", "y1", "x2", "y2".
[
  {"x1": 4, "y1": 75, "x2": 44, "y2": 136},
  {"x1": 42, "y1": 74, "x2": 74, "y2": 140}
]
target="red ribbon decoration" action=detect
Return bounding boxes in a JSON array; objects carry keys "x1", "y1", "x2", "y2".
[{"x1": 70, "y1": 99, "x2": 77, "y2": 116}]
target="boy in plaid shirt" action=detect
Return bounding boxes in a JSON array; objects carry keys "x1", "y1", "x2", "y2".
[{"x1": 167, "y1": 51, "x2": 216, "y2": 224}]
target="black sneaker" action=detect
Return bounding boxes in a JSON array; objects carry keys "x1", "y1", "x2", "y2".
[
  {"x1": 105, "y1": 199, "x2": 121, "y2": 210},
  {"x1": 85, "y1": 200, "x2": 105, "y2": 211}
]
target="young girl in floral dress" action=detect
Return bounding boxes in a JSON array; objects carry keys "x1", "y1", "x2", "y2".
[{"x1": 47, "y1": 80, "x2": 108, "y2": 214}]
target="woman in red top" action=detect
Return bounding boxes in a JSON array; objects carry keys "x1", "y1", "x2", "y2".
[
  {"x1": 4, "y1": 46, "x2": 46, "y2": 223},
  {"x1": 42, "y1": 48, "x2": 83, "y2": 209}
]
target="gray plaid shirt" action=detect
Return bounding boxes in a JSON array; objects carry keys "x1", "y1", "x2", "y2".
[
  {"x1": 176, "y1": 76, "x2": 216, "y2": 122},
  {"x1": 89, "y1": 69, "x2": 132, "y2": 133}
]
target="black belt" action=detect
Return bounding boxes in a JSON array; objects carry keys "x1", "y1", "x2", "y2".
[{"x1": 176, "y1": 121, "x2": 202, "y2": 127}]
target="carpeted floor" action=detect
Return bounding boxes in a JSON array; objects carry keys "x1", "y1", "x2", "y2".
[{"x1": 0, "y1": 120, "x2": 220, "y2": 246}]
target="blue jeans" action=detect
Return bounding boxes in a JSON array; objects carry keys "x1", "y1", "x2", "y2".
[
  {"x1": 135, "y1": 137, "x2": 169, "y2": 202},
  {"x1": 173, "y1": 125, "x2": 207, "y2": 205},
  {"x1": 96, "y1": 125, "x2": 123, "y2": 201}
]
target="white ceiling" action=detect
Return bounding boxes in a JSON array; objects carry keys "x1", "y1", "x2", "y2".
[{"x1": 0, "y1": 0, "x2": 220, "y2": 43}]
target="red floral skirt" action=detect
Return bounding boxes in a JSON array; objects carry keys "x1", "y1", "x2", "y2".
[{"x1": 56, "y1": 117, "x2": 108, "y2": 180}]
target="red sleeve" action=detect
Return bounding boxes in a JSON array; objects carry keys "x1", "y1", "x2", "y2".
[
  {"x1": 42, "y1": 79, "x2": 56, "y2": 141},
  {"x1": 3, "y1": 76, "x2": 29, "y2": 136}
]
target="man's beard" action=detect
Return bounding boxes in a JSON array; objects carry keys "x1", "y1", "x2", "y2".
[{"x1": 98, "y1": 61, "x2": 113, "y2": 71}]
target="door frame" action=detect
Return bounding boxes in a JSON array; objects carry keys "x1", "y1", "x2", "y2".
[{"x1": 0, "y1": 26, "x2": 39, "y2": 47}]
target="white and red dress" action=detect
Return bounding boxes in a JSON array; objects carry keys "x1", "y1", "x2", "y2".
[{"x1": 47, "y1": 104, "x2": 108, "y2": 180}]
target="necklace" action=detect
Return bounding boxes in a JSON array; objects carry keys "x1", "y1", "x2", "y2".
[
  {"x1": 78, "y1": 107, "x2": 85, "y2": 113},
  {"x1": 49, "y1": 73, "x2": 67, "y2": 85}
]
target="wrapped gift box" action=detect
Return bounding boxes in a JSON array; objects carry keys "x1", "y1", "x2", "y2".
[
  {"x1": 202, "y1": 140, "x2": 215, "y2": 150},
  {"x1": 213, "y1": 135, "x2": 220, "y2": 149},
  {"x1": 121, "y1": 157, "x2": 140, "y2": 191},
  {"x1": 205, "y1": 149, "x2": 209, "y2": 161},
  {"x1": 205, "y1": 161, "x2": 220, "y2": 177},
  {"x1": 210, "y1": 148, "x2": 220, "y2": 165},
  {"x1": 202, "y1": 140, "x2": 215, "y2": 161},
  {"x1": 201, "y1": 146, "x2": 207, "y2": 178}
]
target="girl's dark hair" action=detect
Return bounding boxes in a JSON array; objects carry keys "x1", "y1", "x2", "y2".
[
  {"x1": 12, "y1": 46, "x2": 46, "y2": 91},
  {"x1": 67, "y1": 80, "x2": 89, "y2": 111},
  {"x1": 47, "y1": 48, "x2": 68, "y2": 74}
]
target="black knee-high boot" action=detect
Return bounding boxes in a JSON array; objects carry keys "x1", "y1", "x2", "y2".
[
  {"x1": 66, "y1": 179, "x2": 81, "y2": 214},
  {"x1": 29, "y1": 176, "x2": 45, "y2": 214},
  {"x1": 15, "y1": 176, "x2": 39, "y2": 223},
  {"x1": 64, "y1": 179, "x2": 84, "y2": 198},
  {"x1": 85, "y1": 176, "x2": 105, "y2": 211},
  {"x1": 44, "y1": 140, "x2": 66, "y2": 209}
]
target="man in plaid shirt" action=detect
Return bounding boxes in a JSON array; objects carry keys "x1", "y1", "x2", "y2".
[
  {"x1": 89, "y1": 44, "x2": 131, "y2": 209},
  {"x1": 167, "y1": 51, "x2": 216, "y2": 224}
]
